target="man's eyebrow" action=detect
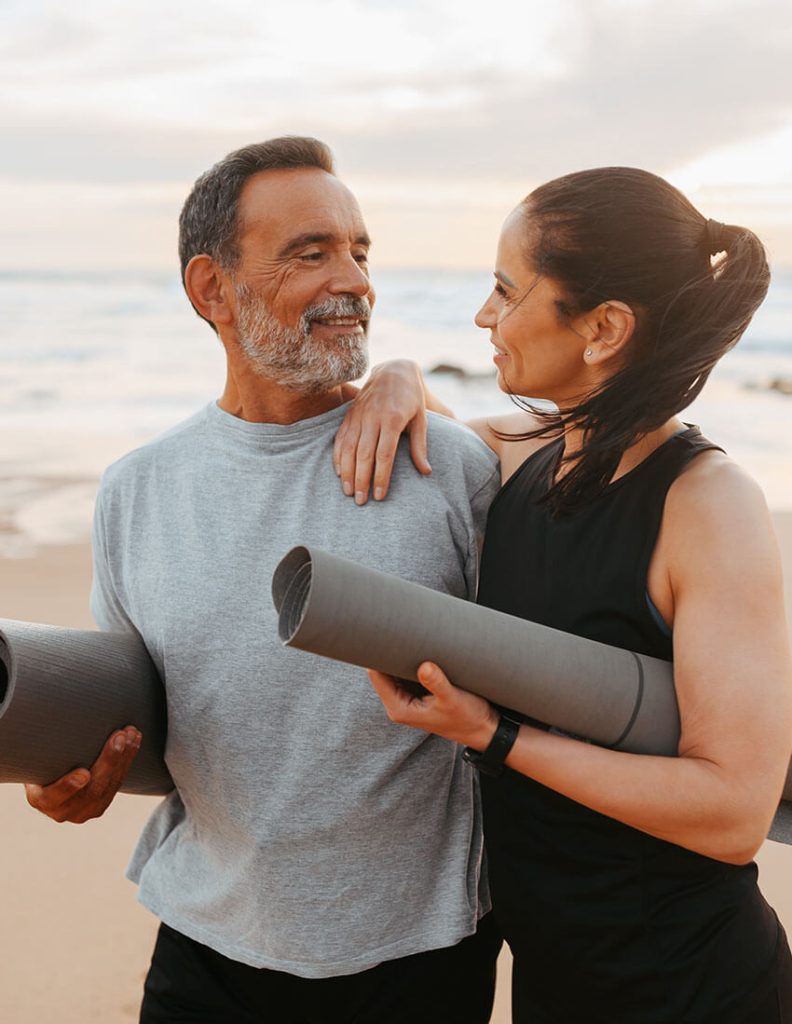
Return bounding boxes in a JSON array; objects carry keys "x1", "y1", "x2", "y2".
[
  {"x1": 277, "y1": 232, "x2": 372, "y2": 259},
  {"x1": 495, "y1": 270, "x2": 516, "y2": 289}
]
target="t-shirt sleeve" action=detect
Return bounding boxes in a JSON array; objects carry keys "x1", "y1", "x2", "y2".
[
  {"x1": 90, "y1": 485, "x2": 136, "y2": 634},
  {"x1": 469, "y1": 461, "x2": 500, "y2": 542},
  {"x1": 461, "y1": 455, "x2": 500, "y2": 599}
]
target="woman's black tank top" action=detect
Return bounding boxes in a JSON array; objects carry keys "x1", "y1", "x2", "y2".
[{"x1": 477, "y1": 426, "x2": 787, "y2": 1023}]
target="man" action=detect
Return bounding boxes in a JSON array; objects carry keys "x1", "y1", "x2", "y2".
[{"x1": 26, "y1": 137, "x2": 501, "y2": 1023}]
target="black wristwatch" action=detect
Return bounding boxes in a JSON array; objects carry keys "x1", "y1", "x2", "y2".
[{"x1": 462, "y1": 714, "x2": 520, "y2": 777}]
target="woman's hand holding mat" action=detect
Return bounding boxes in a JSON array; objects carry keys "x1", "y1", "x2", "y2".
[{"x1": 369, "y1": 663, "x2": 497, "y2": 751}]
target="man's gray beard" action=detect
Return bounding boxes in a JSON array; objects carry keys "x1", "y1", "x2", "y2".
[{"x1": 234, "y1": 282, "x2": 370, "y2": 395}]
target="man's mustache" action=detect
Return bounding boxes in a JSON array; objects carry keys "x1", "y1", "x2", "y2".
[{"x1": 304, "y1": 296, "x2": 371, "y2": 328}]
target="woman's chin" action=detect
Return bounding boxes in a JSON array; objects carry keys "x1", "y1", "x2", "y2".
[
  {"x1": 494, "y1": 367, "x2": 513, "y2": 394},
  {"x1": 496, "y1": 367, "x2": 529, "y2": 397}
]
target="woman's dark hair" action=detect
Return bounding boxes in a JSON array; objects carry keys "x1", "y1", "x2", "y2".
[{"x1": 504, "y1": 167, "x2": 770, "y2": 513}]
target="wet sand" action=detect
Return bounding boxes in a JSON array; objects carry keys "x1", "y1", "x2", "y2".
[{"x1": 1, "y1": 515, "x2": 791, "y2": 1022}]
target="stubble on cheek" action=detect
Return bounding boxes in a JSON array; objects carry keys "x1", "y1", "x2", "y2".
[{"x1": 234, "y1": 284, "x2": 369, "y2": 393}]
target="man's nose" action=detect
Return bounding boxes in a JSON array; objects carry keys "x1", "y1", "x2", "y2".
[{"x1": 327, "y1": 255, "x2": 371, "y2": 298}]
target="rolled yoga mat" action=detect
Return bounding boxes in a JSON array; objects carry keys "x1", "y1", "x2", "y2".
[
  {"x1": 0, "y1": 619, "x2": 172, "y2": 796},
  {"x1": 272, "y1": 545, "x2": 792, "y2": 845}
]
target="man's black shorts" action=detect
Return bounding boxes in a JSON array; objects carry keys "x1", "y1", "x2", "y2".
[{"x1": 139, "y1": 914, "x2": 502, "y2": 1023}]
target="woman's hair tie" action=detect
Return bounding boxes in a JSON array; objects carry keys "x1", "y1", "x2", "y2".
[{"x1": 705, "y1": 218, "x2": 728, "y2": 256}]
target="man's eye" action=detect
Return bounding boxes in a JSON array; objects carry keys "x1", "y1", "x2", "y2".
[
  {"x1": 494, "y1": 283, "x2": 507, "y2": 297},
  {"x1": 300, "y1": 252, "x2": 323, "y2": 262},
  {"x1": 354, "y1": 253, "x2": 369, "y2": 264}
]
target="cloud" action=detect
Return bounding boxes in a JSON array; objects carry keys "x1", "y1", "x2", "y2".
[
  {"x1": 0, "y1": 0, "x2": 789, "y2": 188},
  {"x1": 328, "y1": 0, "x2": 792, "y2": 183},
  {"x1": 0, "y1": 0, "x2": 567, "y2": 86},
  {"x1": 0, "y1": 0, "x2": 790, "y2": 267}
]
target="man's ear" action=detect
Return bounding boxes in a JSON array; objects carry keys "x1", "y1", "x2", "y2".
[
  {"x1": 577, "y1": 300, "x2": 636, "y2": 367},
  {"x1": 184, "y1": 255, "x2": 236, "y2": 328}
]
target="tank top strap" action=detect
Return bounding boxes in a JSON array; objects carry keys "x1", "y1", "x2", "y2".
[{"x1": 491, "y1": 437, "x2": 564, "y2": 512}]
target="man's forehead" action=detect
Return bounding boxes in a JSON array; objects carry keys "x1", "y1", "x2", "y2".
[{"x1": 238, "y1": 168, "x2": 366, "y2": 246}]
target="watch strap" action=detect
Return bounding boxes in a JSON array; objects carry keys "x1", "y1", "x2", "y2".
[{"x1": 462, "y1": 714, "x2": 520, "y2": 777}]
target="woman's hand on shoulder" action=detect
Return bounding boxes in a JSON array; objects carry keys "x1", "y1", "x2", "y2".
[
  {"x1": 663, "y1": 453, "x2": 792, "y2": 860},
  {"x1": 333, "y1": 360, "x2": 432, "y2": 505},
  {"x1": 332, "y1": 363, "x2": 550, "y2": 501}
]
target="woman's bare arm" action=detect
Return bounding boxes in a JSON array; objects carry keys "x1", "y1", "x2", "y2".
[{"x1": 370, "y1": 458, "x2": 792, "y2": 863}]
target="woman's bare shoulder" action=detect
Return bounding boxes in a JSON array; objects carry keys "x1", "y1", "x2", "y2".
[
  {"x1": 664, "y1": 449, "x2": 778, "y2": 577},
  {"x1": 668, "y1": 449, "x2": 768, "y2": 518},
  {"x1": 465, "y1": 410, "x2": 555, "y2": 481}
]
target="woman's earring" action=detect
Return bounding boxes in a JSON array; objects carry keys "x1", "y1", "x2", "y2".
[{"x1": 585, "y1": 348, "x2": 593, "y2": 358}]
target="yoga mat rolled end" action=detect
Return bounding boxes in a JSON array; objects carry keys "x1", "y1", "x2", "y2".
[
  {"x1": 273, "y1": 547, "x2": 314, "y2": 644},
  {"x1": 0, "y1": 619, "x2": 172, "y2": 797},
  {"x1": 0, "y1": 656, "x2": 9, "y2": 709}
]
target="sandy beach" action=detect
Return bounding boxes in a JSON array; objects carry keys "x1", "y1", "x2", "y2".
[{"x1": 1, "y1": 515, "x2": 791, "y2": 1023}]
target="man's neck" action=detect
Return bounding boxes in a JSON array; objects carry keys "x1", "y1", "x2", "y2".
[{"x1": 217, "y1": 371, "x2": 346, "y2": 425}]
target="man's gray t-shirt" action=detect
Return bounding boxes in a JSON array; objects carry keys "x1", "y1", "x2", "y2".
[{"x1": 91, "y1": 400, "x2": 499, "y2": 978}]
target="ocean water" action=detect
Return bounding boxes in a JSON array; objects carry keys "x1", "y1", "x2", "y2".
[{"x1": 0, "y1": 269, "x2": 790, "y2": 556}]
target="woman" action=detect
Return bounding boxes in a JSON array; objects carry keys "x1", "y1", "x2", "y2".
[{"x1": 334, "y1": 168, "x2": 792, "y2": 1022}]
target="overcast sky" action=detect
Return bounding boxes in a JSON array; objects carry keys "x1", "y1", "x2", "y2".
[{"x1": 1, "y1": 0, "x2": 791, "y2": 270}]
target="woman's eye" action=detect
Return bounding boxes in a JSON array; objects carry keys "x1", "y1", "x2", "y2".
[{"x1": 494, "y1": 283, "x2": 508, "y2": 298}]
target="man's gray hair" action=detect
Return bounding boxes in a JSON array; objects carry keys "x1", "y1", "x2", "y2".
[{"x1": 178, "y1": 136, "x2": 335, "y2": 326}]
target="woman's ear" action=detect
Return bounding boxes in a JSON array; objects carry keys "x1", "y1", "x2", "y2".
[
  {"x1": 184, "y1": 255, "x2": 236, "y2": 328},
  {"x1": 579, "y1": 300, "x2": 636, "y2": 367}
]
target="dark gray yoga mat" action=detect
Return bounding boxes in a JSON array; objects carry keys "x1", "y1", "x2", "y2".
[
  {"x1": 273, "y1": 545, "x2": 792, "y2": 844},
  {"x1": 0, "y1": 619, "x2": 172, "y2": 796}
]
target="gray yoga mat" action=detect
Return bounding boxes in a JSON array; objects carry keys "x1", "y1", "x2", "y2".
[
  {"x1": 273, "y1": 545, "x2": 792, "y2": 845},
  {"x1": 0, "y1": 619, "x2": 172, "y2": 796}
]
